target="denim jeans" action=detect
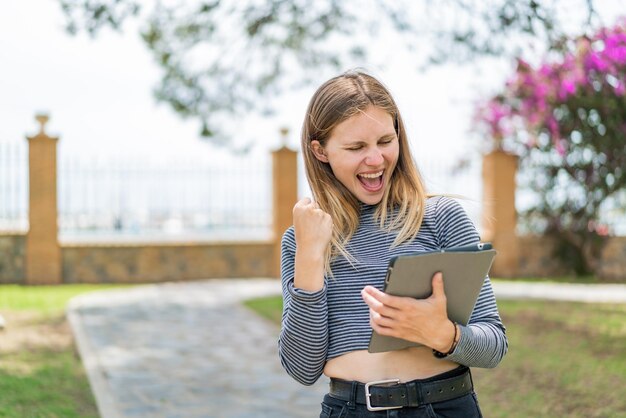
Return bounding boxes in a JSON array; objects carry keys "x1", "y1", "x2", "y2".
[
  {"x1": 320, "y1": 391, "x2": 483, "y2": 418},
  {"x1": 319, "y1": 368, "x2": 483, "y2": 418}
]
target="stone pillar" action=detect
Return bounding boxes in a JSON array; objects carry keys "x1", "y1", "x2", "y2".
[
  {"x1": 272, "y1": 128, "x2": 298, "y2": 278},
  {"x1": 482, "y1": 150, "x2": 519, "y2": 277},
  {"x1": 25, "y1": 114, "x2": 62, "y2": 285}
]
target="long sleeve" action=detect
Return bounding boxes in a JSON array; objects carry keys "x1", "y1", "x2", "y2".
[
  {"x1": 434, "y1": 197, "x2": 508, "y2": 368},
  {"x1": 277, "y1": 227, "x2": 330, "y2": 385}
]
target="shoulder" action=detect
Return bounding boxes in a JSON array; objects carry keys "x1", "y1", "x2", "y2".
[
  {"x1": 425, "y1": 195, "x2": 466, "y2": 219},
  {"x1": 426, "y1": 196, "x2": 479, "y2": 247}
]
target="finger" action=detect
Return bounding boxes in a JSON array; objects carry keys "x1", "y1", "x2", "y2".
[
  {"x1": 370, "y1": 309, "x2": 395, "y2": 327},
  {"x1": 363, "y1": 285, "x2": 405, "y2": 309},
  {"x1": 370, "y1": 314, "x2": 394, "y2": 336},
  {"x1": 430, "y1": 272, "x2": 446, "y2": 299},
  {"x1": 361, "y1": 288, "x2": 399, "y2": 317}
]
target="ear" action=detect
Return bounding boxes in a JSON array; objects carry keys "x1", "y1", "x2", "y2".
[{"x1": 310, "y1": 140, "x2": 329, "y2": 163}]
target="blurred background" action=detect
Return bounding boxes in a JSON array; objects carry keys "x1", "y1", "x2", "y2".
[
  {"x1": 0, "y1": 0, "x2": 530, "y2": 242},
  {"x1": 2, "y1": 1, "x2": 624, "y2": 246},
  {"x1": 1, "y1": 1, "x2": 626, "y2": 417}
]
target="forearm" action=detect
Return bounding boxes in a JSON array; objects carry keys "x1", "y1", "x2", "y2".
[
  {"x1": 443, "y1": 277, "x2": 508, "y2": 368},
  {"x1": 294, "y1": 249, "x2": 325, "y2": 292},
  {"x1": 279, "y1": 228, "x2": 330, "y2": 385},
  {"x1": 444, "y1": 322, "x2": 507, "y2": 368},
  {"x1": 278, "y1": 282, "x2": 329, "y2": 385}
]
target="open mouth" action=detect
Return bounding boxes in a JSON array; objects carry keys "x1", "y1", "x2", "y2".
[{"x1": 357, "y1": 170, "x2": 384, "y2": 192}]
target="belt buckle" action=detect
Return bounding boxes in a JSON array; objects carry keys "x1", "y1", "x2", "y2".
[{"x1": 364, "y1": 379, "x2": 403, "y2": 412}]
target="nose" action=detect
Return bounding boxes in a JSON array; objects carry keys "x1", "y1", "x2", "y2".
[{"x1": 364, "y1": 147, "x2": 384, "y2": 166}]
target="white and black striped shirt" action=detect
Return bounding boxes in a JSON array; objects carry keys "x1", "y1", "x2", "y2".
[{"x1": 278, "y1": 196, "x2": 508, "y2": 386}]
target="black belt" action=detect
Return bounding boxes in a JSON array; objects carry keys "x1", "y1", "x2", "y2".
[{"x1": 329, "y1": 368, "x2": 473, "y2": 412}]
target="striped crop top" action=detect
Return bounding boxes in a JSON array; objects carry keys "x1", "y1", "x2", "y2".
[{"x1": 278, "y1": 196, "x2": 508, "y2": 386}]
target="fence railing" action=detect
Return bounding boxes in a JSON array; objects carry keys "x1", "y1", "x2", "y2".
[
  {"x1": 0, "y1": 140, "x2": 28, "y2": 231},
  {"x1": 3, "y1": 137, "x2": 624, "y2": 240},
  {"x1": 0, "y1": 138, "x2": 273, "y2": 240},
  {"x1": 57, "y1": 154, "x2": 272, "y2": 242}
]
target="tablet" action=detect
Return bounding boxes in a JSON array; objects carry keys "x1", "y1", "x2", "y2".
[{"x1": 368, "y1": 243, "x2": 496, "y2": 353}]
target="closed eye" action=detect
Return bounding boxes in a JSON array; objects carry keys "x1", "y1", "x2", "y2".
[
  {"x1": 344, "y1": 135, "x2": 395, "y2": 151},
  {"x1": 379, "y1": 134, "x2": 397, "y2": 144}
]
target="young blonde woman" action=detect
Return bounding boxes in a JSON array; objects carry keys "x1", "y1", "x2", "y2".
[{"x1": 278, "y1": 70, "x2": 507, "y2": 417}]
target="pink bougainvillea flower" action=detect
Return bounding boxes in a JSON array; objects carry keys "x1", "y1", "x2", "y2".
[
  {"x1": 558, "y1": 79, "x2": 577, "y2": 100},
  {"x1": 474, "y1": 18, "x2": 626, "y2": 155},
  {"x1": 585, "y1": 52, "x2": 609, "y2": 72},
  {"x1": 607, "y1": 43, "x2": 626, "y2": 65},
  {"x1": 539, "y1": 63, "x2": 553, "y2": 77}
]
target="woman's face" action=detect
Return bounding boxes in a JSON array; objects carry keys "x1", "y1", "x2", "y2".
[{"x1": 311, "y1": 105, "x2": 400, "y2": 205}]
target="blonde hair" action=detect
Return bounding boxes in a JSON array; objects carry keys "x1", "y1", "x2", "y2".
[{"x1": 301, "y1": 70, "x2": 428, "y2": 274}]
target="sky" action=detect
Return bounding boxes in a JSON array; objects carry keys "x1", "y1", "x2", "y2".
[
  {"x1": 0, "y1": 1, "x2": 511, "y2": 164},
  {"x1": 0, "y1": 1, "x2": 623, "y2": 206},
  {"x1": 1, "y1": 1, "x2": 214, "y2": 162}
]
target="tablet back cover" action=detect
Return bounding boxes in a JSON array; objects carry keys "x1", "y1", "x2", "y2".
[{"x1": 368, "y1": 249, "x2": 496, "y2": 353}]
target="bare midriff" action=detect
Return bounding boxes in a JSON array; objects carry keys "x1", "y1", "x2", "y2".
[{"x1": 323, "y1": 346, "x2": 459, "y2": 383}]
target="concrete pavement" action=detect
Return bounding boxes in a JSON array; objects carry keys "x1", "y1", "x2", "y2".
[
  {"x1": 67, "y1": 278, "x2": 626, "y2": 418},
  {"x1": 493, "y1": 280, "x2": 626, "y2": 303},
  {"x1": 68, "y1": 279, "x2": 328, "y2": 418}
]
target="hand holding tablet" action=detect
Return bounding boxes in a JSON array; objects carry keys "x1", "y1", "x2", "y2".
[{"x1": 367, "y1": 243, "x2": 496, "y2": 353}]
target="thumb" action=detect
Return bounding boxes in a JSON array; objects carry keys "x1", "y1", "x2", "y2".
[{"x1": 431, "y1": 272, "x2": 445, "y2": 298}]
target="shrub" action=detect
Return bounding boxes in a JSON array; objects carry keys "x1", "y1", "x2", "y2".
[{"x1": 475, "y1": 18, "x2": 626, "y2": 275}]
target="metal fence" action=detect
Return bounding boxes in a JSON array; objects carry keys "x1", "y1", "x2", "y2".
[
  {"x1": 2, "y1": 138, "x2": 623, "y2": 239},
  {"x1": 57, "y1": 154, "x2": 272, "y2": 242},
  {"x1": 0, "y1": 140, "x2": 28, "y2": 231}
]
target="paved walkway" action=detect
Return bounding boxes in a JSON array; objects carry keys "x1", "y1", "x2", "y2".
[
  {"x1": 67, "y1": 279, "x2": 626, "y2": 418},
  {"x1": 493, "y1": 280, "x2": 626, "y2": 303}
]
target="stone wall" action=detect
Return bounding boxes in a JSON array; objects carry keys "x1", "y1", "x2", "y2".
[
  {"x1": 516, "y1": 235, "x2": 626, "y2": 282},
  {"x1": 1, "y1": 235, "x2": 274, "y2": 284},
  {"x1": 0, "y1": 234, "x2": 26, "y2": 284},
  {"x1": 516, "y1": 235, "x2": 570, "y2": 278},
  {"x1": 597, "y1": 237, "x2": 626, "y2": 281},
  {"x1": 61, "y1": 241, "x2": 275, "y2": 284},
  {"x1": 2, "y1": 232, "x2": 624, "y2": 284}
]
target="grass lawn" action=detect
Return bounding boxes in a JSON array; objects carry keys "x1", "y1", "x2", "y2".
[
  {"x1": 493, "y1": 276, "x2": 600, "y2": 284},
  {"x1": 0, "y1": 284, "x2": 131, "y2": 418},
  {"x1": 243, "y1": 294, "x2": 626, "y2": 418}
]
